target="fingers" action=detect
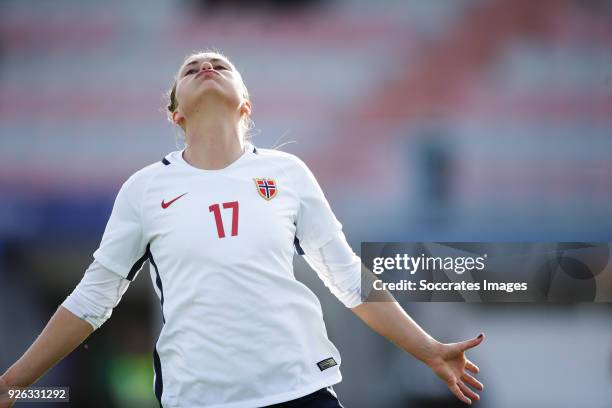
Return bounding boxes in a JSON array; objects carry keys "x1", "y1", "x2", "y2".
[
  {"x1": 458, "y1": 380, "x2": 480, "y2": 402},
  {"x1": 462, "y1": 372, "x2": 484, "y2": 391},
  {"x1": 449, "y1": 383, "x2": 472, "y2": 405},
  {"x1": 465, "y1": 359, "x2": 480, "y2": 374},
  {"x1": 461, "y1": 332, "x2": 485, "y2": 351}
]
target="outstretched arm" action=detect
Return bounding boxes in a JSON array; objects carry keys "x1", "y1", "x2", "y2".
[
  {"x1": 0, "y1": 306, "x2": 93, "y2": 407},
  {"x1": 1, "y1": 260, "x2": 132, "y2": 408},
  {"x1": 351, "y1": 298, "x2": 485, "y2": 405},
  {"x1": 300, "y1": 231, "x2": 485, "y2": 404},
  {"x1": 291, "y1": 158, "x2": 485, "y2": 404}
]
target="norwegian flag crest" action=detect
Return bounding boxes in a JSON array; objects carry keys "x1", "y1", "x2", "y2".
[{"x1": 254, "y1": 178, "x2": 278, "y2": 200}]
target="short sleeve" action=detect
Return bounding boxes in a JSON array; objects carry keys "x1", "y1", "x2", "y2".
[
  {"x1": 294, "y1": 158, "x2": 343, "y2": 251},
  {"x1": 93, "y1": 174, "x2": 149, "y2": 280}
]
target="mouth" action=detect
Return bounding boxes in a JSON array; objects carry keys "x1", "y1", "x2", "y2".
[{"x1": 196, "y1": 70, "x2": 219, "y2": 79}]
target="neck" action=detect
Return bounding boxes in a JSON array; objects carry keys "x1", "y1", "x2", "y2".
[{"x1": 183, "y1": 113, "x2": 245, "y2": 170}]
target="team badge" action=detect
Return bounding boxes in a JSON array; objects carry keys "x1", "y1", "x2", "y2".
[{"x1": 254, "y1": 178, "x2": 277, "y2": 200}]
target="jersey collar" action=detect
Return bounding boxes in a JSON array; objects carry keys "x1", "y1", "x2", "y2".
[{"x1": 171, "y1": 142, "x2": 256, "y2": 173}]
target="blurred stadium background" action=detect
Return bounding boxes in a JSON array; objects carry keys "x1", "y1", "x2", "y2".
[{"x1": 1, "y1": 0, "x2": 611, "y2": 407}]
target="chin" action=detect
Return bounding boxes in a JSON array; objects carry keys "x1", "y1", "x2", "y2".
[{"x1": 192, "y1": 89, "x2": 240, "y2": 110}]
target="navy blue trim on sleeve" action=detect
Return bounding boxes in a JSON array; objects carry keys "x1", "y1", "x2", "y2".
[
  {"x1": 294, "y1": 236, "x2": 305, "y2": 256},
  {"x1": 162, "y1": 158, "x2": 171, "y2": 165},
  {"x1": 126, "y1": 248, "x2": 150, "y2": 281},
  {"x1": 148, "y1": 249, "x2": 165, "y2": 323}
]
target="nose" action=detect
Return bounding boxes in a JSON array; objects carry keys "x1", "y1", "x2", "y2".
[{"x1": 200, "y1": 61, "x2": 214, "y2": 72}]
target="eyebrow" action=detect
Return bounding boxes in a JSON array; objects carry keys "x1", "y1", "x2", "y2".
[{"x1": 181, "y1": 58, "x2": 229, "y2": 74}]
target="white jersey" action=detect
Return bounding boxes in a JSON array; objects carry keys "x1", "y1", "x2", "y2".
[{"x1": 90, "y1": 143, "x2": 361, "y2": 408}]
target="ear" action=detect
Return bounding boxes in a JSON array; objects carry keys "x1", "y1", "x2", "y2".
[
  {"x1": 172, "y1": 110, "x2": 185, "y2": 126},
  {"x1": 240, "y1": 100, "x2": 252, "y2": 117}
]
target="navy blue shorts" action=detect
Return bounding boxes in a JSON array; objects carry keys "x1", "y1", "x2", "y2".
[{"x1": 265, "y1": 387, "x2": 344, "y2": 408}]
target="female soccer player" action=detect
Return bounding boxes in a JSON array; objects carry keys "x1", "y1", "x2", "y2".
[{"x1": 0, "y1": 51, "x2": 484, "y2": 408}]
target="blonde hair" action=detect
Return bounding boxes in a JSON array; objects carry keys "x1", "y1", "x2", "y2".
[{"x1": 165, "y1": 50, "x2": 254, "y2": 141}]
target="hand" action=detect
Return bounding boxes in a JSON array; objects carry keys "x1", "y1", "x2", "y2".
[
  {"x1": 0, "y1": 375, "x2": 15, "y2": 408},
  {"x1": 427, "y1": 333, "x2": 485, "y2": 405}
]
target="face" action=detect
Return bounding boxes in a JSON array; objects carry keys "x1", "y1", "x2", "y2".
[{"x1": 172, "y1": 53, "x2": 251, "y2": 126}]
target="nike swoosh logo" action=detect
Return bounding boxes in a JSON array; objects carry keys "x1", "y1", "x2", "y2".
[{"x1": 161, "y1": 193, "x2": 188, "y2": 209}]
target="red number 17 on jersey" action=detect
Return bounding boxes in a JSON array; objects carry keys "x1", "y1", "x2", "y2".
[{"x1": 208, "y1": 201, "x2": 239, "y2": 238}]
